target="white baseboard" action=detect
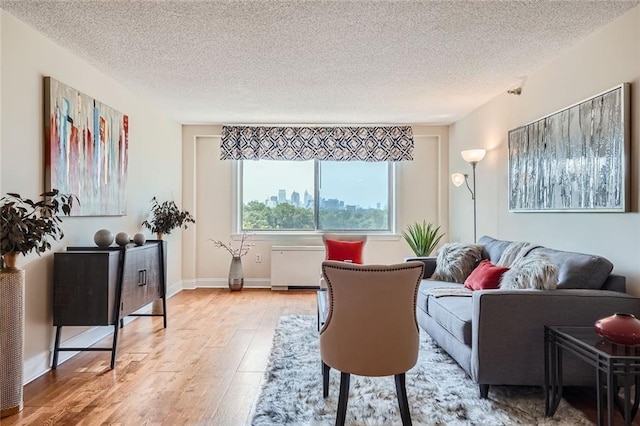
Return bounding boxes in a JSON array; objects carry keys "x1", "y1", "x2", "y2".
[
  {"x1": 181, "y1": 278, "x2": 197, "y2": 290},
  {"x1": 167, "y1": 279, "x2": 186, "y2": 295},
  {"x1": 196, "y1": 278, "x2": 271, "y2": 288}
]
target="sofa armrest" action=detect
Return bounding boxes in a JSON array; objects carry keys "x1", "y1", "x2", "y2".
[
  {"x1": 404, "y1": 257, "x2": 436, "y2": 279},
  {"x1": 602, "y1": 273, "x2": 626, "y2": 292},
  {"x1": 470, "y1": 289, "x2": 640, "y2": 386}
]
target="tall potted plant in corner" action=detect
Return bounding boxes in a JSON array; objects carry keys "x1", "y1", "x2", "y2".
[
  {"x1": 141, "y1": 197, "x2": 195, "y2": 239},
  {"x1": 0, "y1": 189, "x2": 77, "y2": 418},
  {"x1": 402, "y1": 220, "x2": 444, "y2": 279}
]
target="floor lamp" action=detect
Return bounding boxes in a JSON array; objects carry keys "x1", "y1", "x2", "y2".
[{"x1": 451, "y1": 149, "x2": 486, "y2": 243}]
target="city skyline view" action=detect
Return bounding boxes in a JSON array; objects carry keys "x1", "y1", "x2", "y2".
[{"x1": 242, "y1": 160, "x2": 389, "y2": 209}]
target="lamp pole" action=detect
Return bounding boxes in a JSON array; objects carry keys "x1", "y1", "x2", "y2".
[
  {"x1": 454, "y1": 148, "x2": 485, "y2": 244},
  {"x1": 471, "y1": 161, "x2": 477, "y2": 243}
]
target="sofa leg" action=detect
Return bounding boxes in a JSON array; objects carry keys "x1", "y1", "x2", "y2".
[{"x1": 479, "y1": 384, "x2": 489, "y2": 398}]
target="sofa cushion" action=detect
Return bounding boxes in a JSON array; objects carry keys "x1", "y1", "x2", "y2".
[
  {"x1": 478, "y1": 235, "x2": 513, "y2": 264},
  {"x1": 417, "y1": 279, "x2": 461, "y2": 312},
  {"x1": 417, "y1": 280, "x2": 472, "y2": 345},
  {"x1": 528, "y1": 247, "x2": 613, "y2": 289},
  {"x1": 427, "y1": 294, "x2": 473, "y2": 345},
  {"x1": 464, "y1": 260, "x2": 509, "y2": 290},
  {"x1": 431, "y1": 243, "x2": 483, "y2": 283}
]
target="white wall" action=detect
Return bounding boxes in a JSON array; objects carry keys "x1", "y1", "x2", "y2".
[
  {"x1": 449, "y1": 7, "x2": 640, "y2": 294},
  {"x1": 0, "y1": 11, "x2": 182, "y2": 381},
  {"x1": 181, "y1": 125, "x2": 449, "y2": 284}
]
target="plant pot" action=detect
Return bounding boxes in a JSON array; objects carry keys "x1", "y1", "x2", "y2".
[
  {"x1": 156, "y1": 232, "x2": 164, "y2": 240},
  {"x1": 2, "y1": 253, "x2": 19, "y2": 270},
  {"x1": 595, "y1": 313, "x2": 640, "y2": 345},
  {"x1": 228, "y1": 256, "x2": 244, "y2": 291},
  {"x1": 404, "y1": 256, "x2": 437, "y2": 279}
]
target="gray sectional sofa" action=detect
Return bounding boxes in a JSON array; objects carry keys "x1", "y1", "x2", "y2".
[{"x1": 413, "y1": 235, "x2": 640, "y2": 397}]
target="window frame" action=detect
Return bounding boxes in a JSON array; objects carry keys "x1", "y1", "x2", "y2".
[{"x1": 234, "y1": 160, "x2": 397, "y2": 235}]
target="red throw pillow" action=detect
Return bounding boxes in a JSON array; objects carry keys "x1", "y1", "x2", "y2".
[
  {"x1": 325, "y1": 239, "x2": 364, "y2": 264},
  {"x1": 464, "y1": 260, "x2": 509, "y2": 290}
]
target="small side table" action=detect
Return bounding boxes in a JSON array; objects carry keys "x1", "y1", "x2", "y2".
[{"x1": 545, "y1": 326, "x2": 640, "y2": 426}]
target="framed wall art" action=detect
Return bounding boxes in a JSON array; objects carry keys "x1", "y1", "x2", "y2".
[
  {"x1": 508, "y1": 83, "x2": 629, "y2": 212},
  {"x1": 44, "y1": 77, "x2": 128, "y2": 216}
]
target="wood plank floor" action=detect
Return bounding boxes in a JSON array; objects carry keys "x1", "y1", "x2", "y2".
[{"x1": 2, "y1": 288, "x2": 635, "y2": 425}]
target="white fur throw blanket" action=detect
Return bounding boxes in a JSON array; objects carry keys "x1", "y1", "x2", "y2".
[
  {"x1": 496, "y1": 241, "x2": 539, "y2": 267},
  {"x1": 425, "y1": 287, "x2": 473, "y2": 298},
  {"x1": 497, "y1": 241, "x2": 558, "y2": 290},
  {"x1": 431, "y1": 243, "x2": 484, "y2": 283}
]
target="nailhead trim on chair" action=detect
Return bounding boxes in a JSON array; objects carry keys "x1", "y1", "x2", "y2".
[{"x1": 320, "y1": 262, "x2": 424, "y2": 334}]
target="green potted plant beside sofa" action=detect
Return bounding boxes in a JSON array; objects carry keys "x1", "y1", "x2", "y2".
[{"x1": 402, "y1": 220, "x2": 444, "y2": 278}]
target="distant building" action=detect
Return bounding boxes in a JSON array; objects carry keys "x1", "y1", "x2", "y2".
[
  {"x1": 346, "y1": 205, "x2": 356, "y2": 211},
  {"x1": 278, "y1": 189, "x2": 287, "y2": 204},
  {"x1": 322, "y1": 198, "x2": 343, "y2": 211},
  {"x1": 267, "y1": 195, "x2": 278, "y2": 208},
  {"x1": 303, "y1": 190, "x2": 313, "y2": 209},
  {"x1": 291, "y1": 191, "x2": 300, "y2": 207}
]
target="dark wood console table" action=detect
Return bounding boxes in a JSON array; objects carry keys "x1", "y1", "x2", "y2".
[{"x1": 52, "y1": 240, "x2": 167, "y2": 369}]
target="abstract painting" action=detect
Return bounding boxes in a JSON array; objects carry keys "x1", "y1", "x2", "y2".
[
  {"x1": 44, "y1": 77, "x2": 128, "y2": 216},
  {"x1": 508, "y1": 84, "x2": 629, "y2": 212}
]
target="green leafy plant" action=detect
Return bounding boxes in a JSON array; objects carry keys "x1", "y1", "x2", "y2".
[
  {"x1": 402, "y1": 220, "x2": 444, "y2": 257},
  {"x1": 0, "y1": 189, "x2": 78, "y2": 256},
  {"x1": 142, "y1": 197, "x2": 195, "y2": 235}
]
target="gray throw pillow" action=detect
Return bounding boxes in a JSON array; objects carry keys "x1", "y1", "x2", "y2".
[
  {"x1": 500, "y1": 254, "x2": 558, "y2": 290},
  {"x1": 431, "y1": 243, "x2": 483, "y2": 283}
]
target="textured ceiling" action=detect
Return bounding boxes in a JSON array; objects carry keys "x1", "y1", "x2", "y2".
[{"x1": 1, "y1": 1, "x2": 638, "y2": 125}]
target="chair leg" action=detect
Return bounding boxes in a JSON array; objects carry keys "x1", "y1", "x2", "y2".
[
  {"x1": 336, "y1": 372, "x2": 350, "y2": 426},
  {"x1": 479, "y1": 384, "x2": 490, "y2": 399},
  {"x1": 322, "y1": 361, "x2": 330, "y2": 398},
  {"x1": 395, "y1": 373, "x2": 412, "y2": 426}
]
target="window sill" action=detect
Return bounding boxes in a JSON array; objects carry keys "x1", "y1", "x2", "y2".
[{"x1": 231, "y1": 232, "x2": 402, "y2": 242}]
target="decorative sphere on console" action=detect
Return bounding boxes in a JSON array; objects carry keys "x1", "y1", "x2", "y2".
[
  {"x1": 94, "y1": 229, "x2": 114, "y2": 247},
  {"x1": 133, "y1": 233, "x2": 146, "y2": 246},
  {"x1": 115, "y1": 232, "x2": 130, "y2": 246}
]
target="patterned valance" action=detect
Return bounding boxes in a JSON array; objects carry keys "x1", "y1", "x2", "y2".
[{"x1": 220, "y1": 125, "x2": 414, "y2": 161}]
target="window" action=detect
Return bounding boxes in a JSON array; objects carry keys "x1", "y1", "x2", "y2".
[{"x1": 240, "y1": 160, "x2": 394, "y2": 232}]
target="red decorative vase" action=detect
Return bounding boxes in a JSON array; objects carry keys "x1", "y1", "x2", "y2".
[{"x1": 595, "y1": 313, "x2": 640, "y2": 345}]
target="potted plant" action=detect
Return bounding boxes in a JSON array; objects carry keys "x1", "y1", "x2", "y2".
[
  {"x1": 141, "y1": 197, "x2": 195, "y2": 239},
  {"x1": 0, "y1": 189, "x2": 77, "y2": 268},
  {"x1": 402, "y1": 221, "x2": 444, "y2": 279},
  {"x1": 0, "y1": 189, "x2": 76, "y2": 417}
]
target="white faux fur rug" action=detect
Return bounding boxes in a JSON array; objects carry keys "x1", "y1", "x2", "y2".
[{"x1": 250, "y1": 315, "x2": 593, "y2": 426}]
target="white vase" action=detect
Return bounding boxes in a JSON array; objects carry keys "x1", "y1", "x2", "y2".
[{"x1": 228, "y1": 256, "x2": 244, "y2": 291}]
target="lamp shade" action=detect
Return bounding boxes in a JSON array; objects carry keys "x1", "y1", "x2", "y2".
[
  {"x1": 451, "y1": 173, "x2": 466, "y2": 187},
  {"x1": 461, "y1": 149, "x2": 486, "y2": 163}
]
